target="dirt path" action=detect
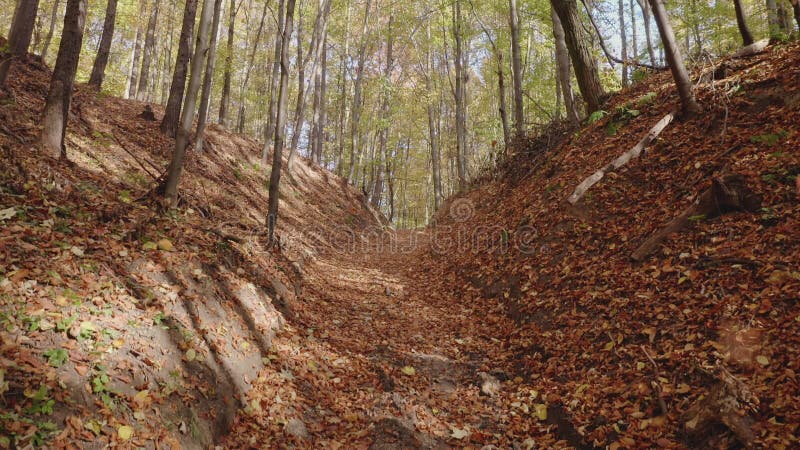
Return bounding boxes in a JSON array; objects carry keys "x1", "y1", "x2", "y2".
[{"x1": 224, "y1": 230, "x2": 523, "y2": 448}]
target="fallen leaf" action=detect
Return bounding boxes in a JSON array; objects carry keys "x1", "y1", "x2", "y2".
[
  {"x1": 400, "y1": 366, "x2": 416, "y2": 376},
  {"x1": 117, "y1": 425, "x2": 134, "y2": 440},
  {"x1": 450, "y1": 427, "x2": 469, "y2": 439}
]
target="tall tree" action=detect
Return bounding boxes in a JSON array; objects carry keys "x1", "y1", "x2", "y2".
[
  {"x1": 508, "y1": 0, "x2": 524, "y2": 136},
  {"x1": 40, "y1": 0, "x2": 61, "y2": 62},
  {"x1": 196, "y1": 0, "x2": 224, "y2": 153},
  {"x1": 791, "y1": 0, "x2": 800, "y2": 31},
  {"x1": 88, "y1": 0, "x2": 119, "y2": 89},
  {"x1": 263, "y1": 0, "x2": 287, "y2": 160},
  {"x1": 334, "y1": 0, "x2": 351, "y2": 175},
  {"x1": 347, "y1": 0, "x2": 373, "y2": 182},
  {"x1": 550, "y1": 0, "x2": 605, "y2": 113},
  {"x1": 310, "y1": 32, "x2": 328, "y2": 165},
  {"x1": 40, "y1": 0, "x2": 87, "y2": 159},
  {"x1": 235, "y1": 0, "x2": 268, "y2": 134},
  {"x1": 136, "y1": 0, "x2": 160, "y2": 101},
  {"x1": 267, "y1": 0, "x2": 298, "y2": 244},
  {"x1": 635, "y1": 0, "x2": 657, "y2": 65},
  {"x1": 732, "y1": 0, "x2": 754, "y2": 45},
  {"x1": 551, "y1": 6, "x2": 580, "y2": 124},
  {"x1": 0, "y1": 0, "x2": 41, "y2": 87},
  {"x1": 619, "y1": 0, "x2": 628, "y2": 87},
  {"x1": 218, "y1": 0, "x2": 237, "y2": 126},
  {"x1": 648, "y1": 0, "x2": 701, "y2": 115},
  {"x1": 163, "y1": 0, "x2": 216, "y2": 205},
  {"x1": 452, "y1": 0, "x2": 467, "y2": 190},
  {"x1": 370, "y1": 15, "x2": 394, "y2": 208},
  {"x1": 127, "y1": 0, "x2": 146, "y2": 99},
  {"x1": 161, "y1": 0, "x2": 199, "y2": 137}
]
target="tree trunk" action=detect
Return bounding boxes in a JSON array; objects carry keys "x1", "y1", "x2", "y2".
[
  {"x1": 218, "y1": 0, "x2": 236, "y2": 126},
  {"x1": 766, "y1": 0, "x2": 781, "y2": 37},
  {"x1": 371, "y1": 15, "x2": 394, "y2": 208},
  {"x1": 40, "y1": 0, "x2": 86, "y2": 159},
  {"x1": 550, "y1": 0, "x2": 605, "y2": 113},
  {"x1": 40, "y1": 0, "x2": 61, "y2": 62},
  {"x1": 267, "y1": 0, "x2": 297, "y2": 244},
  {"x1": 88, "y1": 0, "x2": 118, "y2": 89},
  {"x1": 127, "y1": 0, "x2": 146, "y2": 99},
  {"x1": 732, "y1": 0, "x2": 754, "y2": 46},
  {"x1": 334, "y1": 0, "x2": 351, "y2": 175},
  {"x1": 195, "y1": 0, "x2": 223, "y2": 153},
  {"x1": 163, "y1": 0, "x2": 215, "y2": 205},
  {"x1": 453, "y1": 0, "x2": 467, "y2": 190},
  {"x1": 551, "y1": 6, "x2": 580, "y2": 125},
  {"x1": 509, "y1": 0, "x2": 524, "y2": 136},
  {"x1": 497, "y1": 51, "x2": 511, "y2": 145},
  {"x1": 636, "y1": 0, "x2": 657, "y2": 65},
  {"x1": 263, "y1": 0, "x2": 286, "y2": 159},
  {"x1": 310, "y1": 32, "x2": 328, "y2": 165},
  {"x1": 648, "y1": 0, "x2": 702, "y2": 115},
  {"x1": 619, "y1": 0, "x2": 628, "y2": 87},
  {"x1": 348, "y1": 0, "x2": 373, "y2": 183},
  {"x1": 791, "y1": 0, "x2": 800, "y2": 31},
  {"x1": 236, "y1": 0, "x2": 268, "y2": 134},
  {"x1": 161, "y1": 0, "x2": 199, "y2": 137},
  {"x1": 630, "y1": 0, "x2": 638, "y2": 64},
  {"x1": 136, "y1": 0, "x2": 159, "y2": 101},
  {"x1": 0, "y1": 0, "x2": 41, "y2": 87}
]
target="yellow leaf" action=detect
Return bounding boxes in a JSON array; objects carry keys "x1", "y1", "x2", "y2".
[
  {"x1": 185, "y1": 348, "x2": 196, "y2": 362},
  {"x1": 534, "y1": 404, "x2": 548, "y2": 421},
  {"x1": 157, "y1": 239, "x2": 174, "y2": 252},
  {"x1": 401, "y1": 366, "x2": 416, "y2": 376},
  {"x1": 117, "y1": 425, "x2": 134, "y2": 440},
  {"x1": 756, "y1": 355, "x2": 769, "y2": 366}
]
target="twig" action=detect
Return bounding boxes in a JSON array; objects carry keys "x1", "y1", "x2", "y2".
[
  {"x1": 641, "y1": 345, "x2": 669, "y2": 415},
  {"x1": 111, "y1": 134, "x2": 161, "y2": 181}
]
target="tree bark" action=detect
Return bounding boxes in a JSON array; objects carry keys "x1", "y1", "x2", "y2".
[
  {"x1": 88, "y1": 0, "x2": 119, "y2": 89},
  {"x1": 452, "y1": 0, "x2": 468, "y2": 190},
  {"x1": 267, "y1": 0, "x2": 297, "y2": 245},
  {"x1": 732, "y1": 0, "x2": 754, "y2": 45},
  {"x1": 0, "y1": 0, "x2": 41, "y2": 87},
  {"x1": 550, "y1": 0, "x2": 605, "y2": 113},
  {"x1": 127, "y1": 0, "x2": 146, "y2": 99},
  {"x1": 40, "y1": 0, "x2": 86, "y2": 159},
  {"x1": 136, "y1": 0, "x2": 159, "y2": 101},
  {"x1": 551, "y1": 6, "x2": 580, "y2": 125},
  {"x1": 334, "y1": 0, "x2": 351, "y2": 176},
  {"x1": 161, "y1": 0, "x2": 199, "y2": 137},
  {"x1": 619, "y1": 0, "x2": 628, "y2": 87},
  {"x1": 648, "y1": 0, "x2": 702, "y2": 115},
  {"x1": 163, "y1": 0, "x2": 215, "y2": 205},
  {"x1": 218, "y1": 0, "x2": 236, "y2": 126},
  {"x1": 263, "y1": 0, "x2": 286, "y2": 159},
  {"x1": 635, "y1": 0, "x2": 657, "y2": 65},
  {"x1": 497, "y1": 52, "x2": 511, "y2": 145},
  {"x1": 195, "y1": 0, "x2": 224, "y2": 153},
  {"x1": 371, "y1": 15, "x2": 394, "y2": 208},
  {"x1": 236, "y1": 0, "x2": 268, "y2": 134},
  {"x1": 347, "y1": 0, "x2": 373, "y2": 183},
  {"x1": 40, "y1": 0, "x2": 61, "y2": 62},
  {"x1": 509, "y1": 0, "x2": 524, "y2": 136},
  {"x1": 310, "y1": 32, "x2": 328, "y2": 165}
]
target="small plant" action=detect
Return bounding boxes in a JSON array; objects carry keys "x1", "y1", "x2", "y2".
[
  {"x1": 750, "y1": 129, "x2": 790, "y2": 147},
  {"x1": 42, "y1": 348, "x2": 69, "y2": 368},
  {"x1": 636, "y1": 92, "x2": 657, "y2": 106},
  {"x1": 25, "y1": 385, "x2": 55, "y2": 415},
  {"x1": 587, "y1": 110, "x2": 608, "y2": 124}
]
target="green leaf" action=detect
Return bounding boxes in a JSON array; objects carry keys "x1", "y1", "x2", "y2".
[
  {"x1": 43, "y1": 348, "x2": 69, "y2": 368},
  {"x1": 588, "y1": 110, "x2": 608, "y2": 124}
]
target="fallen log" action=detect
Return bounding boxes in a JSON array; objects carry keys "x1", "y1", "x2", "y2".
[
  {"x1": 567, "y1": 112, "x2": 675, "y2": 205},
  {"x1": 684, "y1": 365, "x2": 759, "y2": 449},
  {"x1": 731, "y1": 39, "x2": 769, "y2": 58},
  {"x1": 631, "y1": 174, "x2": 761, "y2": 261}
]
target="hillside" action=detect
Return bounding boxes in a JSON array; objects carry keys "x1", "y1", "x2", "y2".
[{"x1": 1, "y1": 38, "x2": 799, "y2": 450}]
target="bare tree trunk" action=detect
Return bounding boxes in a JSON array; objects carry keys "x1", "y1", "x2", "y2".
[
  {"x1": 218, "y1": 0, "x2": 236, "y2": 126},
  {"x1": 334, "y1": 0, "x2": 350, "y2": 175},
  {"x1": 619, "y1": 0, "x2": 628, "y2": 87},
  {"x1": 453, "y1": 0, "x2": 467, "y2": 190},
  {"x1": 163, "y1": 0, "x2": 215, "y2": 205},
  {"x1": 732, "y1": 0, "x2": 754, "y2": 45},
  {"x1": 497, "y1": 52, "x2": 511, "y2": 145},
  {"x1": 509, "y1": 0, "x2": 524, "y2": 136},
  {"x1": 636, "y1": 0, "x2": 657, "y2": 65},
  {"x1": 0, "y1": 0, "x2": 41, "y2": 87},
  {"x1": 267, "y1": 0, "x2": 297, "y2": 244},
  {"x1": 40, "y1": 0, "x2": 61, "y2": 62},
  {"x1": 766, "y1": 0, "x2": 781, "y2": 37},
  {"x1": 347, "y1": 0, "x2": 373, "y2": 183},
  {"x1": 161, "y1": 0, "x2": 198, "y2": 137},
  {"x1": 196, "y1": 0, "x2": 223, "y2": 153},
  {"x1": 128, "y1": 0, "x2": 146, "y2": 99},
  {"x1": 648, "y1": 0, "x2": 701, "y2": 115},
  {"x1": 310, "y1": 32, "x2": 328, "y2": 165},
  {"x1": 630, "y1": 0, "x2": 638, "y2": 62},
  {"x1": 551, "y1": 6, "x2": 580, "y2": 125},
  {"x1": 88, "y1": 0, "x2": 118, "y2": 89},
  {"x1": 136, "y1": 0, "x2": 159, "y2": 101},
  {"x1": 236, "y1": 0, "x2": 268, "y2": 134},
  {"x1": 791, "y1": 0, "x2": 800, "y2": 31},
  {"x1": 40, "y1": 0, "x2": 86, "y2": 159},
  {"x1": 550, "y1": 0, "x2": 605, "y2": 113},
  {"x1": 370, "y1": 15, "x2": 394, "y2": 208},
  {"x1": 263, "y1": 0, "x2": 286, "y2": 159}
]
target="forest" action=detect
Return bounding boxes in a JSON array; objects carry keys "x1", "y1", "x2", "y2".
[{"x1": 1, "y1": 0, "x2": 799, "y2": 447}]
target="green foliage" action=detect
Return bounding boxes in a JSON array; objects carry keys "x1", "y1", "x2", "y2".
[
  {"x1": 42, "y1": 349, "x2": 68, "y2": 368},
  {"x1": 750, "y1": 129, "x2": 790, "y2": 147},
  {"x1": 587, "y1": 110, "x2": 608, "y2": 124},
  {"x1": 637, "y1": 92, "x2": 657, "y2": 107}
]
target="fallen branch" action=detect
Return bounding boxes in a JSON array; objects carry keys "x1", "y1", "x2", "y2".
[
  {"x1": 631, "y1": 174, "x2": 761, "y2": 261},
  {"x1": 567, "y1": 112, "x2": 675, "y2": 205},
  {"x1": 641, "y1": 346, "x2": 669, "y2": 415},
  {"x1": 731, "y1": 39, "x2": 769, "y2": 58}
]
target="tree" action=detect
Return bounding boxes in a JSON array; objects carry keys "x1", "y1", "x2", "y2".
[
  {"x1": 347, "y1": 0, "x2": 373, "y2": 183},
  {"x1": 648, "y1": 0, "x2": 701, "y2": 115},
  {"x1": 161, "y1": 0, "x2": 199, "y2": 137},
  {"x1": 0, "y1": 0, "x2": 41, "y2": 87},
  {"x1": 370, "y1": 15, "x2": 394, "y2": 208},
  {"x1": 635, "y1": 0, "x2": 657, "y2": 65},
  {"x1": 267, "y1": 0, "x2": 298, "y2": 244},
  {"x1": 509, "y1": 0, "x2": 524, "y2": 136},
  {"x1": 732, "y1": 0, "x2": 754, "y2": 46},
  {"x1": 88, "y1": 0, "x2": 119, "y2": 89},
  {"x1": 40, "y1": 0, "x2": 61, "y2": 62},
  {"x1": 136, "y1": 0, "x2": 160, "y2": 101},
  {"x1": 618, "y1": 0, "x2": 628, "y2": 87},
  {"x1": 163, "y1": 0, "x2": 216, "y2": 205},
  {"x1": 196, "y1": 0, "x2": 224, "y2": 153},
  {"x1": 452, "y1": 0, "x2": 468, "y2": 190},
  {"x1": 790, "y1": 0, "x2": 800, "y2": 31},
  {"x1": 551, "y1": 6, "x2": 580, "y2": 125},
  {"x1": 550, "y1": 0, "x2": 605, "y2": 113},
  {"x1": 218, "y1": 0, "x2": 237, "y2": 126},
  {"x1": 40, "y1": 0, "x2": 87, "y2": 159},
  {"x1": 264, "y1": 0, "x2": 287, "y2": 160},
  {"x1": 235, "y1": 0, "x2": 268, "y2": 134},
  {"x1": 127, "y1": 0, "x2": 146, "y2": 99}
]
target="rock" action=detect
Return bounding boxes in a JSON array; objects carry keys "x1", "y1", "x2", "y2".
[
  {"x1": 478, "y1": 372, "x2": 501, "y2": 397},
  {"x1": 284, "y1": 418, "x2": 309, "y2": 440}
]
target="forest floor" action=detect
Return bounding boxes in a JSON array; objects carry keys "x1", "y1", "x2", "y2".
[{"x1": 1, "y1": 39, "x2": 800, "y2": 449}]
